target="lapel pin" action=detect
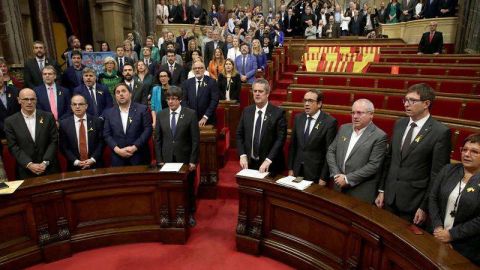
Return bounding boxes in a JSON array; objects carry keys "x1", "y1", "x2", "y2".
[
  {"x1": 180, "y1": 114, "x2": 184, "y2": 119},
  {"x1": 88, "y1": 127, "x2": 94, "y2": 132},
  {"x1": 7, "y1": 93, "x2": 11, "y2": 98},
  {"x1": 98, "y1": 91, "x2": 103, "y2": 95},
  {"x1": 415, "y1": 135, "x2": 423, "y2": 143},
  {"x1": 342, "y1": 136, "x2": 347, "y2": 142},
  {"x1": 467, "y1": 187, "x2": 475, "y2": 193},
  {"x1": 39, "y1": 117, "x2": 44, "y2": 124},
  {"x1": 128, "y1": 117, "x2": 132, "y2": 124},
  {"x1": 315, "y1": 123, "x2": 320, "y2": 129},
  {"x1": 58, "y1": 91, "x2": 62, "y2": 96}
]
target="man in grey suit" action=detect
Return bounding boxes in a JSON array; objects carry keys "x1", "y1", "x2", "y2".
[
  {"x1": 376, "y1": 83, "x2": 451, "y2": 226},
  {"x1": 288, "y1": 90, "x2": 337, "y2": 185},
  {"x1": 154, "y1": 86, "x2": 199, "y2": 226},
  {"x1": 400, "y1": 0, "x2": 417, "y2": 22},
  {"x1": 326, "y1": 99, "x2": 388, "y2": 204}
]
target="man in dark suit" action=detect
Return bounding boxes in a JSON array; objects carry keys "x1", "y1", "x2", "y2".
[
  {"x1": 154, "y1": 86, "x2": 199, "y2": 226},
  {"x1": 324, "y1": 16, "x2": 341, "y2": 38},
  {"x1": 23, "y1": 41, "x2": 61, "y2": 89},
  {"x1": 175, "y1": 0, "x2": 190, "y2": 23},
  {"x1": 288, "y1": 90, "x2": 337, "y2": 185},
  {"x1": 142, "y1": 47, "x2": 159, "y2": 76},
  {"x1": 160, "y1": 49, "x2": 185, "y2": 86},
  {"x1": 0, "y1": 70, "x2": 20, "y2": 141},
  {"x1": 61, "y1": 50, "x2": 85, "y2": 91},
  {"x1": 376, "y1": 83, "x2": 451, "y2": 225},
  {"x1": 204, "y1": 29, "x2": 227, "y2": 68},
  {"x1": 182, "y1": 61, "x2": 219, "y2": 127},
  {"x1": 422, "y1": 0, "x2": 439, "y2": 18},
  {"x1": 327, "y1": 99, "x2": 388, "y2": 204},
  {"x1": 189, "y1": 0, "x2": 204, "y2": 24},
  {"x1": 175, "y1": 28, "x2": 189, "y2": 55},
  {"x1": 122, "y1": 63, "x2": 148, "y2": 105},
  {"x1": 400, "y1": 0, "x2": 417, "y2": 22},
  {"x1": 438, "y1": 0, "x2": 456, "y2": 17},
  {"x1": 103, "y1": 83, "x2": 152, "y2": 166},
  {"x1": 34, "y1": 65, "x2": 71, "y2": 121},
  {"x1": 4, "y1": 88, "x2": 59, "y2": 179},
  {"x1": 236, "y1": 78, "x2": 287, "y2": 175},
  {"x1": 284, "y1": 8, "x2": 298, "y2": 37},
  {"x1": 73, "y1": 67, "x2": 114, "y2": 118},
  {"x1": 115, "y1": 45, "x2": 134, "y2": 73},
  {"x1": 418, "y1": 21, "x2": 444, "y2": 54},
  {"x1": 59, "y1": 94, "x2": 104, "y2": 171}
]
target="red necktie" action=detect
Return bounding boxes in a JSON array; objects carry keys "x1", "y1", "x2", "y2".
[
  {"x1": 183, "y1": 5, "x2": 187, "y2": 20},
  {"x1": 429, "y1": 32, "x2": 434, "y2": 43},
  {"x1": 79, "y1": 119, "x2": 88, "y2": 160}
]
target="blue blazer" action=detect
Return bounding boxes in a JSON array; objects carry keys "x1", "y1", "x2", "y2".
[
  {"x1": 235, "y1": 54, "x2": 257, "y2": 83},
  {"x1": 181, "y1": 75, "x2": 219, "y2": 125},
  {"x1": 59, "y1": 114, "x2": 104, "y2": 171},
  {"x1": 34, "y1": 84, "x2": 72, "y2": 120},
  {"x1": 103, "y1": 102, "x2": 153, "y2": 166},
  {"x1": 73, "y1": 83, "x2": 114, "y2": 118},
  {"x1": 61, "y1": 65, "x2": 85, "y2": 91},
  {"x1": 254, "y1": 53, "x2": 267, "y2": 70}
]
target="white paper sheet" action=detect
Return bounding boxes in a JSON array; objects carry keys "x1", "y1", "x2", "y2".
[
  {"x1": 159, "y1": 163, "x2": 184, "y2": 172},
  {"x1": 276, "y1": 176, "x2": 313, "y2": 191},
  {"x1": 236, "y1": 169, "x2": 269, "y2": 179},
  {"x1": 0, "y1": 180, "x2": 24, "y2": 195}
]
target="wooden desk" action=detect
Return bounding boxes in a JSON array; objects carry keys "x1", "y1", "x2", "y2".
[
  {"x1": 0, "y1": 166, "x2": 190, "y2": 269},
  {"x1": 218, "y1": 100, "x2": 241, "y2": 149},
  {"x1": 236, "y1": 175, "x2": 479, "y2": 270}
]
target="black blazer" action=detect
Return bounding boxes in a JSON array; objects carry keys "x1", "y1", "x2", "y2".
[
  {"x1": 159, "y1": 63, "x2": 186, "y2": 87},
  {"x1": 236, "y1": 103, "x2": 287, "y2": 174},
  {"x1": 181, "y1": 76, "x2": 219, "y2": 125},
  {"x1": 382, "y1": 116, "x2": 451, "y2": 213},
  {"x1": 429, "y1": 164, "x2": 480, "y2": 265},
  {"x1": 418, "y1": 31, "x2": 444, "y2": 54},
  {"x1": 59, "y1": 114, "x2": 104, "y2": 171},
  {"x1": 217, "y1": 73, "x2": 241, "y2": 101},
  {"x1": 61, "y1": 65, "x2": 85, "y2": 91},
  {"x1": 23, "y1": 57, "x2": 61, "y2": 89},
  {"x1": 4, "y1": 110, "x2": 59, "y2": 179},
  {"x1": 126, "y1": 78, "x2": 149, "y2": 105},
  {"x1": 0, "y1": 85, "x2": 20, "y2": 139},
  {"x1": 73, "y1": 83, "x2": 114, "y2": 118},
  {"x1": 154, "y1": 107, "x2": 199, "y2": 164},
  {"x1": 288, "y1": 111, "x2": 337, "y2": 183},
  {"x1": 116, "y1": 56, "x2": 134, "y2": 72}
]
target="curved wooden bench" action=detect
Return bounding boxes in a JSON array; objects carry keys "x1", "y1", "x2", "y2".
[
  {"x1": 236, "y1": 175, "x2": 479, "y2": 270},
  {"x1": 0, "y1": 166, "x2": 191, "y2": 269}
]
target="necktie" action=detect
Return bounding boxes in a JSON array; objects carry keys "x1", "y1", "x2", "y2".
[
  {"x1": 48, "y1": 86, "x2": 58, "y2": 120},
  {"x1": 170, "y1": 65, "x2": 174, "y2": 74},
  {"x1": 89, "y1": 86, "x2": 97, "y2": 106},
  {"x1": 252, "y1": 110, "x2": 263, "y2": 159},
  {"x1": 171, "y1": 111, "x2": 177, "y2": 137},
  {"x1": 79, "y1": 119, "x2": 88, "y2": 160},
  {"x1": 39, "y1": 59, "x2": 44, "y2": 70},
  {"x1": 429, "y1": 32, "x2": 434, "y2": 43},
  {"x1": 304, "y1": 116, "x2": 313, "y2": 142},
  {"x1": 196, "y1": 80, "x2": 201, "y2": 96},
  {"x1": 401, "y1": 122, "x2": 417, "y2": 156},
  {"x1": 119, "y1": 58, "x2": 124, "y2": 69},
  {"x1": 183, "y1": 5, "x2": 187, "y2": 20},
  {"x1": 242, "y1": 56, "x2": 246, "y2": 74}
]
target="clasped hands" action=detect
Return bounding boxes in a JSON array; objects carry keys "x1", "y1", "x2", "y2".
[
  {"x1": 114, "y1": 145, "x2": 138, "y2": 158},
  {"x1": 333, "y1": 174, "x2": 348, "y2": 188},
  {"x1": 27, "y1": 162, "x2": 47, "y2": 175}
]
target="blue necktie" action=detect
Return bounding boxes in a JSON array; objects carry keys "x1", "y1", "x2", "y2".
[
  {"x1": 304, "y1": 116, "x2": 313, "y2": 143},
  {"x1": 253, "y1": 110, "x2": 262, "y2": 158},
  {"x1": 171, "y1": 111, "x2": 177, "y2": 137}
]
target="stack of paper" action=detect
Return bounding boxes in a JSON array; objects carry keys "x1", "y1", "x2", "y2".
[
  {"x1": 159, "y1": 163, "x2": 184, "y2": 172},
  {"x1": 236, "y1": 169, "x2": 269, "y2": 179},
  {"x1": 0, "y1": 180, "x2": 24, "y2": 195},
  {"x1": 276, "y1": 176, "x2": 313, "y2": 191}
]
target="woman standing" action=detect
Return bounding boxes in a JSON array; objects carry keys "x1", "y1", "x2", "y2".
[
  {"x1": 207, "y1": 48, "x2": 225, "y2": 80},
  {"x1": 156, "y1": 0, "x2": 169, "y2": 25},
  {"x1": 429, "y1": 133, "x2": 480, "y2": 265},
  {"x1": 251, "y1": 39, "x2": 267, "y2": 71},
  {"x1": 227, "y1": 36, "x2": 242, "y2": 61},
  {"x1": 150, "y1": 70, "x2": 171, "y2": 127},
  {"x1": 124, "y1": 40, "x2": 139, "y2": 62},
  {"x1": 134, "y1": 61, "x2": 154, "y2": 93},
  {"x1": 98, "y1": 57, "x2": 122, "y2": 97},
  {"x1": 217, "y1": 59, "x2": 240, "y2": 101},
  {"x1": 386, "y1": 0, "x2": 401, "y2": 24},
  {"x1": 100, "y1": 41, "x2": 111, "y2": 52}
]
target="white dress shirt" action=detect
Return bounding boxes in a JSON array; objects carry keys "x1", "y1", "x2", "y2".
[
  {"x1": 401, "y1": 114, "x2": 430, "y2": 148},
  {"x1": 305, "y1": 110, "x2": 321, "y2": 135},
  {"x1": 22, "y1": 110, "x2": 37, "y2": 142},
  {"x1": 73, "y1": 115, "x2": 96, "y2": 165},
  {"x1": 443, "y1": 181, "x2": 466, "y2": 230},
  {"x1": 343, "y1": 124, "x2": 369, "y2": 172},
  {"x1": 120, "y1": 107, "x2": 130, "y2": 133},
  {"x1": 250, "y1": 104, "x2": 268, "y2": 159}
]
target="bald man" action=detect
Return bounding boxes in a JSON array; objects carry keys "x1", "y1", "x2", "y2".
[{"x1": 4, "y1": 88, "x2": 59, "y2": 179}]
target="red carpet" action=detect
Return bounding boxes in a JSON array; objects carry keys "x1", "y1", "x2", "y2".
[{"x1": 27, "y1": 150, "x2": 293, "y2": 270}]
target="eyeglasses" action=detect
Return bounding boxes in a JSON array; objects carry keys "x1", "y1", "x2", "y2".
[
  {"x1": 20, "y1": 98, "x2": 36, "y2": 102},
  {"x1": 402, "y1": 98, "x2": 423, "y2": 105},
  {"x1": 71, "y1": 103, "x2": 86, "y2": 107},
  {"x1": 351, "y1": 111, "x2": 370, "y2": 116},
  {"x1": 303, "y1": 99, "x2": 317, "y2": 104},
  {"x1": 460, "y1": 147, "x2": 480, "y2": 157},
  {"x1": 166, "y1": 97, "x2": 179, "y2": 101}
]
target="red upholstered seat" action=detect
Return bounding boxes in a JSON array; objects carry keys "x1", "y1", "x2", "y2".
[
  {"x1": 366, "y1": 66, "x2": 390, "y2": 73},
  {"x1": 373, "y1": 116, "x2": 396, "y2": 139},
  {"x1": 328, "y1": 112, "x2": 351, "y2": 126},
  {"x1": 352, "y1": 93, "x2": 385, "y2": 108},
  {"x1": 439, "y1": 81, "x2": 476, "y2": 94},
  {"x1": 322, "y1": 76, "x2": 347, "y2": 86},
  {"x1": 291, "y1": 90, "x2": 306, "y2": 102},
  {"x1": 349, "y1": 77, "x2": 375, "y2": 88},
  {"x1": 297, "y1": 76, "x2": 321, "y2": 85},
  {"x1": 289, "y1": 109, "x2": 303, "y2": 128},
  {"x1": 431, "y1": 99, "x2": 463, "y2": 118},
  {"x1": 323, "y1": 91, "x2": 351, "y2": 106},
  {"x1": 2, "y1": 142, "x2": 16, "y2": 180},
  {"x1": 398, "y1": 67, "x2": 418, "y2": 75},
  {"x1": 463, "y1": 101, "x2": 480, "y2": 121},
  {"x1": 377, "y1": 78, "x2": 404, "y2": 89},
  {"x1": 448, "y1": 68, "x2": 479, "y2": 77},
  {"x1": 385, "y1": 95, "x2": 406, "y2": 111},
  {"x1": 216, "y1": 107, "x2": 230, "y2": 168},
  {"x1": 240, "y1": 87, "x2": 249, "y2": 109},
  {"x1": 419, "y1": 68, "x2": 445, "y2": 76}
]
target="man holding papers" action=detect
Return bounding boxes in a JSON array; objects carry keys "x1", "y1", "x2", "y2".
[
  {"x1": 154, "y1": 86, "x2": 199, "y2": 226},
  {"x1": 236, "y1": 79, "x2": 287, "y2": 175}
]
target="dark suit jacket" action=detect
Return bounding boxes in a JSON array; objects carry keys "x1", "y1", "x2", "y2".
[
  {"x1": 159, "y1": 63, "x2": 185, "y2": 86},
  {"x1": 154, "y1": 107, "x2": 199, "y2": 164},
  {"x1": 34, "y1": 84, "x2": 72, "y2": 120},
  {"x1": 217, "y1": 73, "x2": 241, "y2": 101},
  {"x1": 204, "y1": 41, "x2": 227, "y2": 69},
  {"x1": 61, "y1": 65, "x2": 85, "y2": 91},
  {"x1": 175, "y1": 4, "x2": 190, "y2": 23},
  {"x1": 423, "y1": 0, "x2": 439, "y2": 18},
  {"x1": 418, "y1": 31, "x2": 444, "y2": 54},
  {"x1": 283, "y1": 15, "x2": 299, "y2": 37},
  {"x1": 429, "y1": 164, "x2": 480, "y2": 265},
  {"x1": 4, "y1": 110, "x2": 59, "y2": 179},
  {"x1": 176, "y1": 36, "x2": 189, "y2": 53},
  {"x1": 236, "y1": 103, "x2": 287, "y2": 175},
  {"x1": 0, "y1": 85, "x2": 20, "y2": 139},
  {"x1": 59, "y1": 114, "x2": 104, "y2": 171},
  {"x1": 438, "y1": 0, "x2": 457, "y2": 17},
  {"x1": 126, "y1": 79, "x2": 148, "y2": 105},
  {"x1": 103, "y1": 102, "x2": 153, "y2": 166},
  {"x1": 288, "y1": 111, "x2": 337, "y2": 183},
  {"x1": 324, "y1": 23, "x2": 341, "y2": 38},
  {"x1": 23, "y1": 57, "x2": 61, "y2": 89},
  {"x1": 182, "y1": 76, "x2": 219, "y2": 125},
  {"x1": 146, "y1": 59, "x2": 159, "y2": 76},
  {"x1": 327, "y1": 122, "x2": 388, "y2": 203},
  {"x1": 116, "y1": 56, "x2": 134, "y2": 73},
  {"x1": 382, "y1": 116, "x2": 451, "y2": 213},
  {"x1": 73, "y1": 83, "x2": 114, "y2": 118}
]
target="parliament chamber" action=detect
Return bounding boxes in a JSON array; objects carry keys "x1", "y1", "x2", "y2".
[{"x1": 1, "y1": 0, "x2": 480, "y2": 269}]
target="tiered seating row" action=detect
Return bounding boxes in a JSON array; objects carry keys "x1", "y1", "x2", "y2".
[
  {"x1": 367, "y1": 63, "x2": 480, "y2": 77},
  {"x1": 379, "y1": 54, "x2": 480, "y2": 64}
]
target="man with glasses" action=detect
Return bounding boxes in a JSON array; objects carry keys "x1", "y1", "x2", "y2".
[
  {"x1": 59, "y1": 94, "x2": 104, "y2": 171},
  {"x1": 376, "y1": 83, "x2": 451, "y2": 226},
  {"x1": 4, "y1": 88, "x2": 59, "y2": 179},
  {"x1": 288, "y1": 90, "x2": 337, "y2": 185},
  {"x1": 154, "y1": 86, "x2": 199, "y2": 226},
  {"x1": 34, "y1": 65, "x2": 71, "y2": 122},
  {"x1": 326, "y1": 99, "x2": 388, "y2": 203}
]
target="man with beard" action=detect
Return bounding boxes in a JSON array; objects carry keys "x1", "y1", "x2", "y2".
[{"x1": 23, "y1": 41, "x2": 61, "y2": 89}]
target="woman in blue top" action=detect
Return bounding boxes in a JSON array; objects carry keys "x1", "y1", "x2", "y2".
[
  {"x1": 150, "y1": 69, "x2": 171, "y2": 127},
  {"x1": 251, "y1": 39, "x2": 267, "y2": 71}
]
